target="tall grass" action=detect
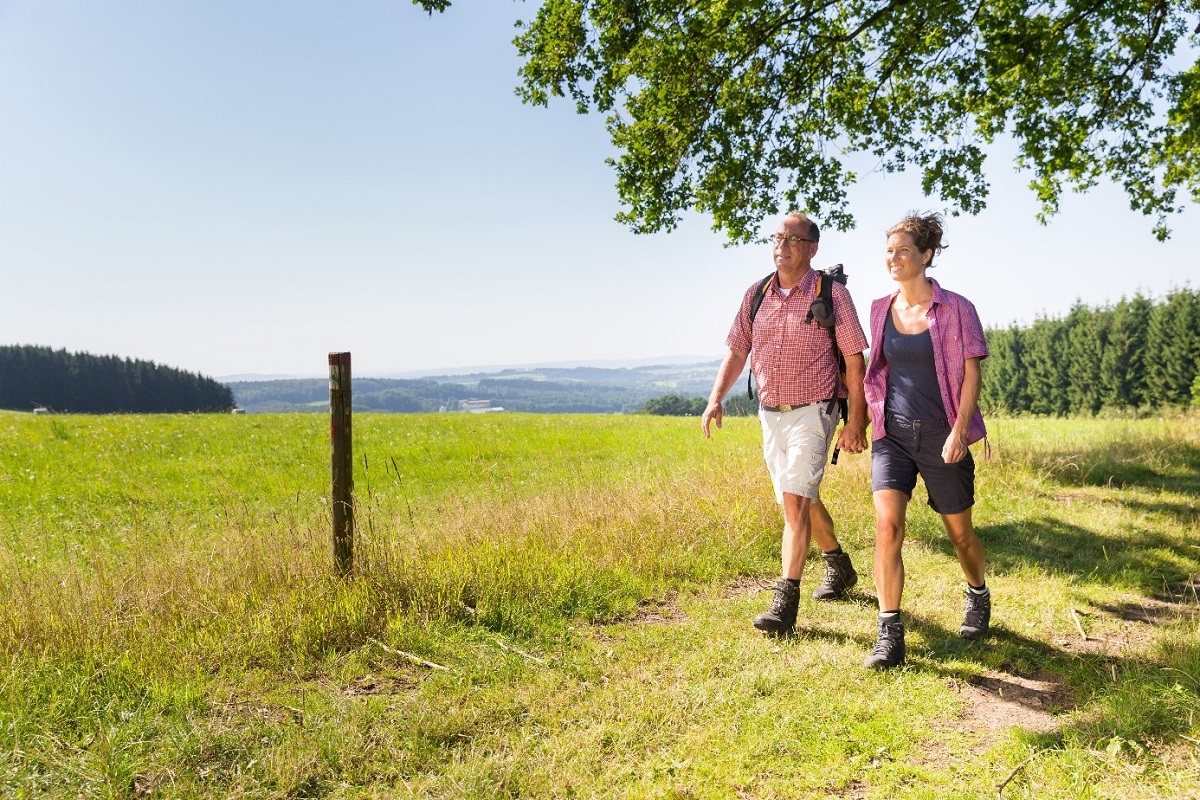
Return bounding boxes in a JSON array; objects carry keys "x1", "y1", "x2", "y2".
[
  {"x1": 1, "y1": 412, "x2": 783, "y2": 665},
  {"x1": 1, "y1": 410, "x2": 1197, "y2": 798}
]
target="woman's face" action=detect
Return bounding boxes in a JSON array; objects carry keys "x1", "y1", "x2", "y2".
[{"x1": 885, "y1": 231, "x2": 931, "y2": 282}]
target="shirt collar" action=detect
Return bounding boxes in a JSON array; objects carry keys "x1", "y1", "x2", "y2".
[
  {"x1": 885, "y1": 277, "x2": 945, "y2": 312},
  {"x1": 770, "y1": 269, "x2": 819, "y2": 295}
]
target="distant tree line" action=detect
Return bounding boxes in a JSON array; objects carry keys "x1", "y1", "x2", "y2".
[
  {"x1": 0, "y1": 345, "x2": 234, "y2": 413},
  {"x1": 640, "y1": 394, "x2": 706, "y2": 416},
  {"x1": 640, "y1": 392, "x2": 759, "y2": 416},
  {"x1": 231, "y1": 375, "x2": 680, "y2": 414},
  {"x1": 981, "y1": 288, "x2": 1200, "y2": 415}
]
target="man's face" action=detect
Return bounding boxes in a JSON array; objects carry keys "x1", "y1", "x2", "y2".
[{"x1": 772, "y1": 218, "x2": 818, "y2": 273}]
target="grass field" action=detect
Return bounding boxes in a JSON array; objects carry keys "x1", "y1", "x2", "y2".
[{"x1": 1, "y1": 411, "x2": 1197, "y2": 798}]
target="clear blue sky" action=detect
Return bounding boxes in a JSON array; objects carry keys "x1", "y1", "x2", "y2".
[{"x1": 2, "y1": 1, "x2": 1196, "y2": 380}]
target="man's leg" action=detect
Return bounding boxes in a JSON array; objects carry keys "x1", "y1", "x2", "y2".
[
  {"x1": 781, "y1": 491, "x2": 813, "y2": 580},
  {"x1": 754, "y1": 404, "x2": 830, "y2": 633},
  {"x1": 753, "y1": 492, "x2": 810, "y2": 634},
  {"x1": 809, "y1": 498, "x2": 858, "y2": 600},
  {"x1": 809, "y1": 498, "x2": 838, "y2": 553}
]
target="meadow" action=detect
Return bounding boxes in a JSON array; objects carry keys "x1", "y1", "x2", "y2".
[{"x1": 1, "y1": 410, "x2": 1197, "y2": 799}]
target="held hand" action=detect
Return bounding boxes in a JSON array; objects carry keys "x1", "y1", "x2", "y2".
[
  {"x1": 835, "y1": 421, "x2": 867, "y2": 455},
  {"x1": 942, "y1": 430, "x2": 968, "y2": 463},
  {"x1": 701, "y1": 401, "x2": 723, "y2": 439}
]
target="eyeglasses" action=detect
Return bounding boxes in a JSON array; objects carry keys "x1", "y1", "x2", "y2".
[{"x1": 770, "y1": 234, "x2": 815, "y2": 246}]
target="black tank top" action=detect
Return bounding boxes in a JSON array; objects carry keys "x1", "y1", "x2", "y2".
[{"x1": 883, "y1": 310, "x2": 947, "y2": 424}]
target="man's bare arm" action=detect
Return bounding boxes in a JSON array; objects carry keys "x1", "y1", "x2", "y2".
[{"x1": 701, "y1": 348, "x2": 749, "y2": 438}]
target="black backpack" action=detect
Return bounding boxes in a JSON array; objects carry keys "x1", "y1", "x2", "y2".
[{"x1": 745, "y1": 264, "x2": 849, "y2": 404}]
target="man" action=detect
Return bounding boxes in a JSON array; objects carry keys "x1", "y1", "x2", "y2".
[{"x1": 702, "y1": 212, "x2": 869, "y2": 634}]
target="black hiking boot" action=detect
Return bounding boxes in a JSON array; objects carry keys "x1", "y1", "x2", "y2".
[
  {"x1": 959, "y1": 588, "x2": 991, "y2": 640},
  {"x1": 812, "y1": 550, "x2": 858, "y2": 600},
  {"x1": 863, "y1": 618, "x2": 906, "y2": 670},
  {"x1": 753, "y1": 578, "x2": 800, "y2": 635}
]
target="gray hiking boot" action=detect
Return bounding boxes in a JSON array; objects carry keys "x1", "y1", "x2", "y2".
[
  {"x1": 959, "y1": 588, "x2": 991, "y2": 640},
  {"x1": 812, "y1": 550, "x2": 858, "y2": 600},
  {"x1": 863, "y1": 619, "x2": 906, "y2": 670},
  {"x1": 753, "y1": 578, "x2": 800, "y2": 634}
]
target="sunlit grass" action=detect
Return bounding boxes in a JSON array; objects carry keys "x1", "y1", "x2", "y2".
[{"x1": 1, "y1": 411, "x2": 1197, "y2": 797}]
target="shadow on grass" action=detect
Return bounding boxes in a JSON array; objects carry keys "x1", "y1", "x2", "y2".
[
  {"x1": 905, "y1": 437, "x2": 1200, "y2": 598},
  {"x1": 1118, "y1": 497, "x2": 1200, "y2": 530},
  {"x1": 907, "y1": 614, "x2": 1200, "y2": 749},
  {"x1": 1024, "y1": 439, "x2": 1200, "y2": 498},
  {"x1": 945, "y1": 516, "x2": 1199, "y2": 598}
]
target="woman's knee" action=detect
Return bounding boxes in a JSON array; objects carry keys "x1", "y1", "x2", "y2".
[
  {"x1": 942, "y1": 511, "x2": 979, "y2": 551},
  {"x1": 874, "y1": 518, "x2": 905, "y2": 548}
]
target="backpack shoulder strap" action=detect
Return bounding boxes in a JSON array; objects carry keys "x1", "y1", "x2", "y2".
[
  {"x1": 748, "y1": 271, "x2": 775, "y2": 326},
  {"x1": 745, "y1": 271, "x2": 775, "y2": 400}
]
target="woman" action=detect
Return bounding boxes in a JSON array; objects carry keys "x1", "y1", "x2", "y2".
[{"x1": 862, "y1": 213, "x2": 990, "y2": 670}]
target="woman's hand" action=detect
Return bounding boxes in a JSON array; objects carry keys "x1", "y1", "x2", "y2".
[
  {"x1": 836, "y1": 420, "x2": 867, "y2": 454},
  {"x1": 942, "y1": 429, "x2": 968, "y2": 463}
]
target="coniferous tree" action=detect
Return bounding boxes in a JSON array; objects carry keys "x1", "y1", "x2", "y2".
[
  {"x1": 0, "y1": 345, "x2": 233, "y2": 413},
  {"x1": 980, "y1": 326, "x2": 1027, "y2": 413},
  {"x1": 1065, "y1": 303, "x2": 1107, "y2": 415},
  {"x1": 1100, "y1": 294, "x2": 1153, "y2": 410},
  {"x1": 1022, "y1": 318, "x2": 1069, "y2": 415},
  {"x1": 1145, "y1": 289, "x2": 1200, "y2": 407}
]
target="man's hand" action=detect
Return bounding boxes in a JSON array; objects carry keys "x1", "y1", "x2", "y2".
[
  {"x1": 701, "y1": 400, "x2": 724, "y2": 439},
  {"x1": 838, "y1": 353, "x2": 868, "y2": 456},
  {"x1": 835, "y1": 421, "x2": 867, "y2": 454},
  {"x1": 702, "y1": 350, "x2": 746, "y2": 440}
]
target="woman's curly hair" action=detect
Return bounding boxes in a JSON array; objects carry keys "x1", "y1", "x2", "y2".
[{"x1": 887, "y1": 212, "x2": 947, "y2": 268}]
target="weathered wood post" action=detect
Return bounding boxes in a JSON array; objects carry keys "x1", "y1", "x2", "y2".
[{"x1": 329, "y1": 351, "x2": 354, "y2": 576}]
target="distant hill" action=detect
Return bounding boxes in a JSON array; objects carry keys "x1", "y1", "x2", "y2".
[
  {"x1": 372, "y1": 355, "x2": 722, "y2": 380},
  {"x1": 229, "y1": 361, "x2": 730, "y2": 414}
]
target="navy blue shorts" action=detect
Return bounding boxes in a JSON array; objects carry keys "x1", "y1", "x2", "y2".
[{"x1": 871, "y1": 413, "x2": 975, "y2": 515}]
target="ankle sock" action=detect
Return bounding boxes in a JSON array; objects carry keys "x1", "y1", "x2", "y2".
[
  {"x1": 879, "y1": 611, "x2": 900, "y2": 622},
  {"x1": 785, "y1": 578, "x2": 800, "y2": 588},
  {"x1": 824, "y1": 547, "x2": 843, "y2": 556},
  {"x1": 968, "y1": 583, "x2": 989, "y2": 595}
]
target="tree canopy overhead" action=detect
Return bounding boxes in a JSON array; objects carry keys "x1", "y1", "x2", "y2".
[{"x1": 416, "y1": 1, "x2": 1200, "y2": 243}]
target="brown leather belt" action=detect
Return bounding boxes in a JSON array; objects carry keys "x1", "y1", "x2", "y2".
[{"x1": 759, "y1": 402, "x2": 813, "y2": 413}]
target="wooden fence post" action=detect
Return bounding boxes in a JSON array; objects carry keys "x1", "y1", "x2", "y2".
[{"x1": 329, "y1": 351, "x2": 354, "y2": 576}]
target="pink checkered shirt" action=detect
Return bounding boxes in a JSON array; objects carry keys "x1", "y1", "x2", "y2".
[
  {"x1": 864, "y1": 278, "x2": 989, "y2": 443},
  {"x1": 726, "y1": 269, "x2": 868, "y2": 408}
]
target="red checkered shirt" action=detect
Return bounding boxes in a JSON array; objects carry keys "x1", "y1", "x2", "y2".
[
  {"x1": 726, "y1": 269, "x2": 868, "y2": 409},
  {"x1": 864, "y1": 278, "x2": 989, "y2": 443}
]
